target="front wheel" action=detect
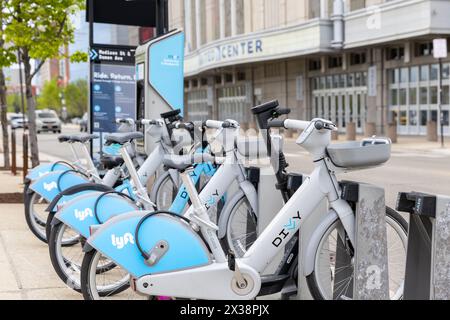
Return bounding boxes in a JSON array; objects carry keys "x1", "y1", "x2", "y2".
[
  {"x1": 221, "y1": 192, "x2": 258, "y2": 258},
  {"x1": 81, "y1": 249, "x2": 147, "y2": 300},
  {"x1": 24, "y1": 191, "x2": 50, "y2": 243},
  {"x1": 306, "y1": 207, "x2": 408, "y2": 300}
]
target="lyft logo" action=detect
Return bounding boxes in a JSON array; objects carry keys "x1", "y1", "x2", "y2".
[
  {"x1": 74, "y1": 208, "x2": 93, "y2": 221},
  {"x1": 111, "y1": 233, "x2": 135, "y2": 249},
  {"x1": 43, "y1": 181, "x2": 57, "y2": 192}
]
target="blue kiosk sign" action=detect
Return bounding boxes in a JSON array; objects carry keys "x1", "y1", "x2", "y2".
[{"x1": 90, "y1": 45, "x2": 136, "y2": 134}]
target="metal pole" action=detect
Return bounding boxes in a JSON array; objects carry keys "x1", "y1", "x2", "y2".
[
  {"x1": 88, "y1": 0, "x2": 94, "y2": 156},
  {"x1": 17, "y1": 49, "x2": 26, "y2": 128},
  {"x1": 439, "y1": 58, "x2": 445, "y2": 148},
  {"x1": 22, "y1": 132, "x2": 28, "y2": 179},
  {"x1": 11, "y1": 128, "x2": 16, "y2": 176}
]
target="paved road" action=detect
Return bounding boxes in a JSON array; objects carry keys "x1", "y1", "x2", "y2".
[
  {"x1": 15, "y1": 125, "x2": 82, "y2": 161},
  {"x1": 283, "y1": 140, "x2": 450, "y2": 209},
  {"x1": 16, "y1": 125, "x2": 450, "y2": 208}
]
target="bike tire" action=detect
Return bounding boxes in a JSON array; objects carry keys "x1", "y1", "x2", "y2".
[{"x1": 305, "y1": 206, "x2": 408, "y2": 300}]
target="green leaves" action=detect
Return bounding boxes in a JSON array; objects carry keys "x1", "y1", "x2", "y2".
[
  {"x1": 37, "y1": 78, "x2": 87, "y2": 118},
  {"x1": 70, "y1": 50, "x2": 88, "y2": 63},
  {"x1": 3, "y1": 0, "x2": 85, "y2": 77}
]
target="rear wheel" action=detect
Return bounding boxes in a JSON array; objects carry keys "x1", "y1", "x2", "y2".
[
  {"x1": 24, "y1": 191, "x2": 49, "y2": 243},
  {"x1": 151, "y1": 172, "x2": 178, "y2": 211},
  {"x1": 48, "y1": 223, "x2": 83, "y2": 291},
  {"x1": 306, "y1": 207, "x2": 408, "y2": 300},
  {"x1": 81, "y1": 249, "x2": 146, "y2": 300}
]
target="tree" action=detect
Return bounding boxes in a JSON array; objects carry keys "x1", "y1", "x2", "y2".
[
  {"x1": 6, "y1": 93, "x2": 24, "y2": 113},
  {"x1": 0, "y1": 3, "x2": 16, "y2": 169},
  {"x1": 36, "y1": 79, "x2": 62, "y2": 111},
  {"x1": 64, "y1": 79, "x2": 87, "y2": 118},
  {"x1": 4, "y1": 0, "x2": 86, "y2": 167}
]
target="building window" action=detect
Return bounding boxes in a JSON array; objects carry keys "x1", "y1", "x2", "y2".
[
  {"x1": 400, "y1": 68, "x2": 408, "y2": 83},
  {"x1": 430, "y1": 64, "x2": 439, "y2": 81},
  {"x1": 328, "y1": 56, "x2": 343, "y2": 69},
  {"x1": 236, "y1": 72, "x2": 246, "y2": 81},
  {"x1": 443, "y1": 86, "x2": 450, "y2": 105},
  {"x1": 191, "y1": 79, "x2": 198, "y2": 88},
  {"x1": 215, "y1": 75, "x2": 222, "y2": 85},
  {"x1": 410, "y1": 67, "x2": 419, "y2": 83},
  {"x1": 387, "y1": 47, "x2": 405, "y2": 61},
  {"x1": 350, "y1": 0, "x2": 366, "y2": 11},
  {"x1": 350, "y1": 52, "x2": 366, "y2": 65},
  {"x1": 430, "y1": 86, "x2": 438, "y2": 104},
  {"x1": 390, "y1": 89, "x2": 398, "y2": 105},
  {"x1": 309, "y1": 0, "x2": 321, "y2": 18},
  {"x1": 309, "y1": 59, "x2": 322, "y2": 71},
  {"x1": 224, "y1": 73, "x2": 233, "y2": 83},
  {"x1": 419, "y1": 87, "x2": 428, "y2": 104},
  {"x1": 410, "y1": 88, "x2": 417, "y2": 105},
  {"x1": 399, "y1": 89, "x2": 407, "y2": 105},
  {"x1": 200, "y1": 78, "x2": 208, "y2": 86},
  {"x1": 415, "y1": 42, "x2": 433, "y2": 57},
  {"x1": 420, "y1": 65, "x2": 429, "y2": 82}
]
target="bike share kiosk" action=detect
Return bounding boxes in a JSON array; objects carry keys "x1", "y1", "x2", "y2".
[
  {"x1": 135, "y1": 29, "x2": 185, "y2": 153},
  {"x1": 397, "y1": 192, "x2": 450, "y2": 300}
]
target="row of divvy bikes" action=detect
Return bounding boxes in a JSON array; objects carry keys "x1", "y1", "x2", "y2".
[{"x1": 23, "y1": 100, "x2": 408, "y2": 300}]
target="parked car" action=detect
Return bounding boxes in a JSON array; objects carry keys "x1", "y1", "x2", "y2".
[
  {"x1": 10, "y1": 114, "x2": 28, "y2": 129},
  {"x1": 35, "y1": 109, "x2": 62, "y2": 134},
  {"x1": 79, "y1": 112, "x2": 88, "y2": 132}
]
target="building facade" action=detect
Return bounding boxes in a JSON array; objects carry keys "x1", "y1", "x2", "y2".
[{"x1": 168, "y1": 0, "x2": 450, "y2": 137}]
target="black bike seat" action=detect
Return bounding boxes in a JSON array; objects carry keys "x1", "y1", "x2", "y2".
[
  {"x1": 104, "y1": 132, "x2": 144, "y2": 145},
  {"x1": 161, "y1": 109, "x2": 181, "y2": 119},
  {"x1": 58, "y1": 133, "x2": 99, "y2": 143},
  {"x1": 251, "y1": 100, "x2": 279, "y2": 115}
]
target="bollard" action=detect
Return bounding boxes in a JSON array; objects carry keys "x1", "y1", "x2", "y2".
[
  {"x1": 334, "y1": 181, "x2": 389, "y2": 300},
  {"x1": 365, "y1": 122, "x2": 376, "y2": 137},
  {"x1": 23, "y1": 132, "x2": 29, "y2": 179},
  {"x1": 331, "y1": 130, "x2": 339, "y2": 141},
  {"x1": 346, "y1": 122, "x2": 356, "y2": 141},
  {"x1": 426, "y1": 121, "x2": 438, "y2": 142},
  {"x1": 11, "y1": 128, "x2": 16, "y2": 176},
  {"x1": 387, "y1": 123, "x2": 398, "y2": 143}
]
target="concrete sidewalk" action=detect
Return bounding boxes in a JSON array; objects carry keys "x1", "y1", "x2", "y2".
[{"x1": 0, "y1": 204, "x2": 81, "y2": 300}]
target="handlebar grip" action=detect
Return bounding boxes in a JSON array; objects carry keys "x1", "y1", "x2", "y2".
[
  {"x1": 222, "y1": 121, "x2": 232, "y2": 128},
  {"x1": 314, "y1": 120, "x2": 324, "y2": 130},
  {"x1": 276, "y1": 108, "x2": 291, "y2": 115},
  {"x1": 267, "y1": 120, "x2": 286, "y2": 128}
]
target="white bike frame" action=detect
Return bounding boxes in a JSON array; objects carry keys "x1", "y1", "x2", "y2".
[{"x1": 135, "y1": 119, "x2": 358, "y2": 300}]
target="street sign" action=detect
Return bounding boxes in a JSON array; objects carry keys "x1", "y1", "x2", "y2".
[
  {"x1": 433, "y1": 39, "x2": 448, "y2": 59},
  {"x1": 89, "y1": 46, "x2": 135, "y2": 65}
]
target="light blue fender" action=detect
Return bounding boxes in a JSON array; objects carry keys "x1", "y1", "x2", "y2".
[
  {"x1": 55, "y1": 191, "x2": 139, "y2": 238},
  {"x1": 29, "y1": 171, "x2": 89, "y2": 202},
  {"x1": 26, "y1": 162, "x2": 73, "y2": 182},
  {"x1": 87, "y1": 212, "x2": 211, "y2": 278}
]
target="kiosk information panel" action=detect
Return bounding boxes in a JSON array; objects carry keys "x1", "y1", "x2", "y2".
[{"x1": 89, "y1": 45, "x2": 136, "y2": 155}]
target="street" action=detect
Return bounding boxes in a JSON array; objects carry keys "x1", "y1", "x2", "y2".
[
  {"x1": 13, "y1": 124, "x2": 450, "y2": 209},
  {"x1": 14, "y1": 125, "x2": 81, "y2": 161}
]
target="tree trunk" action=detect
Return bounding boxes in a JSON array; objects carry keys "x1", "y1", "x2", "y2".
[
  {"x1": 0, "y1": 68, "x2": 10, "y2": 169},
  {"x1": 22, "y1": 50, "x2": 39, "y2": 167}
]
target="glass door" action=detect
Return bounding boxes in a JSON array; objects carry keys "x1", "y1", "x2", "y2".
[{"x1": 398, "y1": 106, "x2": 408, "y2": 135}]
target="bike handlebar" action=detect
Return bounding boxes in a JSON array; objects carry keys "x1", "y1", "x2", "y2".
[
  {"x1": 204, "y1": 120, "x2": 239, "y2": 129},
  {"x1": 136, "y1": 119, "x2": 160, "y2": 126},
  {"x1": 268, "y1": 119, "x2": 327, "y2": 131}
]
